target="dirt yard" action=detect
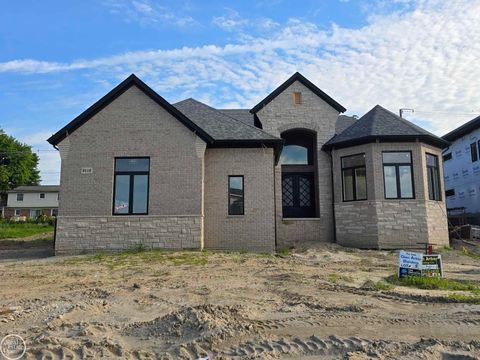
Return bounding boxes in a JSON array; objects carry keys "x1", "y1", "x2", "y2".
[{"x1": 0, "y1": 241, "x2": 479, "y2": 359}]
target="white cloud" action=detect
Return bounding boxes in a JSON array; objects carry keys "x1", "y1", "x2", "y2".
[
  {"x1": 104, "y1": 0, "x2": 198, "y2": 28},
  {"x1": 4, "y1": 0, "x2": 480, "y2": 142}
]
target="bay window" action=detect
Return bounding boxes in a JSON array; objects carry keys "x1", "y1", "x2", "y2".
[
  {"x1": 341, "y1": 153, "x2": 367, "y2": 201},
  {"x1": 426, "y1": 153, "x2": 441, "y2": 200},
  {"x1": 382, "y1": 152, "x2": 414, "y2": 199}
]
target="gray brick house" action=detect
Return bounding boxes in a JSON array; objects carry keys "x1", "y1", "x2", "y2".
[{"x1": 47, "y1": 73, "x2": 450, "y2": 253}]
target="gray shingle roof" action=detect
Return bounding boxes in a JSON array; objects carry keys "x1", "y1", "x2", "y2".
[
  {"x1": 324, "y1": 105, "x2": 449, "y2": 149},
  {"x1": 8, "y1": 185, "x2": 60, "y2": 193},
  {"x1": 219, "y1": 109, "x2": 255, "y2": 126},
  {"x1": 335, "y1": 115, "x2": 357, "y2": 135},
  {"x1": 173, "y1": 98, "x2": 280, "y2": 141}
]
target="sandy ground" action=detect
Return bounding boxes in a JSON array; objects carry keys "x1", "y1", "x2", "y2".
[{"x1": 0, "y1": 240, "x2": 479, "y2": 359}]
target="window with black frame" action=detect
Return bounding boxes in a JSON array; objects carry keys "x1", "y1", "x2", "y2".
[
  {"x1": 426, "y1": 153, "x2": 441, "y2": 200},
  {"x1": 228, "y1": 176, "x2": 244, "y2": 215},
  {"x1": 113, "y1": 158, "x2": 149, "y2": 215},
  {"x1": 382, "y1": 152, "x2": 414, "y2": 199},
  {"x1": 471, "y1": 142, "x2": 479, "y2": 162},
  {"x1": 341, "y1": 153, "x2": 367, "y2": 201}
]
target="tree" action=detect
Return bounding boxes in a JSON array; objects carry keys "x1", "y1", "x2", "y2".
[{"x1": 0, "y1": 129, "x2": 41, "y2": 205}]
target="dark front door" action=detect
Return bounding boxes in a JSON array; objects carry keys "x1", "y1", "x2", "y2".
[{"x1": 282, "y1": 172, "x2": 315, "y2": 218}]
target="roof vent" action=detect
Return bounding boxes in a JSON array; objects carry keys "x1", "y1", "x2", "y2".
[{"x1": 293, "y1": 92, "x2": 302, "y2": 105}]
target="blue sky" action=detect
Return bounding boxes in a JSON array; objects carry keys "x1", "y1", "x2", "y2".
[{"x1": 1, "y1": 0, "x2": 479, "y2": 184}]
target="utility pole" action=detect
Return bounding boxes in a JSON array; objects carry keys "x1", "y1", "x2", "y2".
[{"x1": 399, "y1": 108, "x2": 414, "y2": 118}]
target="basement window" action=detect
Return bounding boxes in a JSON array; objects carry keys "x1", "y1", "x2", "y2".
[{"x1": 293, "y1": 92, "x2": 302, "y2": 105}]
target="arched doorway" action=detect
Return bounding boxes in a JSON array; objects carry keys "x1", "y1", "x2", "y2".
[{"x1": 280, "y1": 129, "x2": 317, "y2": 218}]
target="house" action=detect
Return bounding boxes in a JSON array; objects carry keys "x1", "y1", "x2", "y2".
[
  {"x1": 47, "y1": 72, "x2": 449, "y2": 254},
  {"x1": 5, "y1": 185, "x2": 59, "y2": 219},
  {"x1": 442, "y1": 116, "x2": 480, "y2": 225}
]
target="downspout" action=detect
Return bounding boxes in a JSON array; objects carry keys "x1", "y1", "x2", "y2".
[
  {"x1": 328, "y1": 149, "x2": 337, "y2": 243},
  {"x1": 273, "y1": 161, "x2": 277, "y2": 251}
]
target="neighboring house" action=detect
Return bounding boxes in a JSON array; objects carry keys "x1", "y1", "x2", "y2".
[
  {"x1": 442, "y1": 116, "x2": 480, "y2": 225},
  {"x1": 47, "y1": 72, "x2": 449, "y2": 254},
  {"x1": 5, "y1": 185, "x2": 59, "y2": 219}
]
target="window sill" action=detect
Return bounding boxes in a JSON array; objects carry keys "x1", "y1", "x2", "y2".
[
  {"x1": 226, "y1": 215, "x2": 245, "y2": 218},
  {"x1": 282, "y1": 217, "x2": 321, "y2": 221}
]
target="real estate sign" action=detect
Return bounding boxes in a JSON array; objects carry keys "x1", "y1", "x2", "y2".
[{"x1": 398, "y1": 251, "x2": 443, "y2": 278}]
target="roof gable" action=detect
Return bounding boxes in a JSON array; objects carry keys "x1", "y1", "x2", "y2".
[
  {"x1": 47, "y1": 74, "x2": 214, "y2": 146},
  {"x1": 250, "y1": 72, "x2": 346, "y2": 114},
  {"x1": 324, "y1": 105, "x2": 449, "y2": 149},
  {"x1": 442, "y1": 115, "x2": 480, "y2": 141}
]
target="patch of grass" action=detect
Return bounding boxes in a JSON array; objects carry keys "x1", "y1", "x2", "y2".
[
  {"x1": 374, "y1": 281, "x2": 394, "y2": 291},
  {"x1": 0, "y1": 222, "x2": 54, "y2": 239},
  {"x1": 277, "y1": 248, "x2": 291, "y2": 257},
  {"x1": 447, "y1": 293, "x2": 480, "y2": 304},
  {"x1": 328, "y1": 273, "x2": 354, "y2": 284},
  {"x1": 461, "y1": 247, "x2": 480, "y2": 260},
  {"x1": 387, "y1": 275, "x2": 480, "y2": 294},
  {"x1": 63, "y1": 248, "x2": 209, "y2": 269}
]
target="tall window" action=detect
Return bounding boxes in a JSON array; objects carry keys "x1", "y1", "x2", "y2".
[
  {"x1": 426, "y1": 153, "x2": 441, "y2": 201},
  {"x1": 341, "y1": 153, "x2": 367, "y2": 201},
  {"x1": 17, "y1": 193, "x2": 23, "y2": 201},
  {"x1": 113, "y1": 158, "x2": 149, "y2": 215},
  {"x1": 471, "y1": 142, "x2": 478, "y2": 162},
  {"x1": 281, "y1": 130, "x2": 316, "y2": 218},
  {"x1": 228, "y1": 176, "x2": 244, "y2": 215},
  {"x1": 382, "y1": 152, "x2": 414, "y2": 199}
]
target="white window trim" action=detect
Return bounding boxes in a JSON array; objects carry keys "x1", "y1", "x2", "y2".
[
  {"x1": 39, "y1": 193, "x2": 45, "y2": 199},
  {"x1": 14, "y1": 209, "x2": 21, "y2": 216},
  {"x1": 17, "y1": 193, "x2": 24, "y2": 201},
  {"x1": 51, "y1": 208, "x2": 58, "y2": 216}
]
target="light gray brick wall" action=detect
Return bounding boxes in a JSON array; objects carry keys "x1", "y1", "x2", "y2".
[
  {"x1": 204, "y1": 148, "x2": 276, "y2": 252},
  {"x1": 55, "y1": 85, "x2": 206, "y2": 253},
  {"x1": 55, "y1": 215, "x2": 202, "y2": 254},
  {"x1": 256, "y1": 80, "x2": 341, "y2": 248},
  {"x1": 332, "y1": 142, "x2": 449, "y2": 249}
]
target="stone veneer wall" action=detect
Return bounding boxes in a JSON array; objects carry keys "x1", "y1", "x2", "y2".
[
  {"x1": 55, "y1": 216, "x2": 202, "y2": 254},
  {"x1": 332, "y1": 142, "x2": 449, "y2": 249},
  {"x1": 256, "y1": 80, "x2": 340, "y2": 249},
  {"x1": 204, "y1": 148, "x2": 276, "y2": 252},
  {"x1": 55, "y1": 85, "x2": 206, "y2": 254}
]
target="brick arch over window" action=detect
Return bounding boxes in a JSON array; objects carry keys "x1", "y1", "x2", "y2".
[{"x1": 280, "y1": 129, "x2": 318, "y2": 218}]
